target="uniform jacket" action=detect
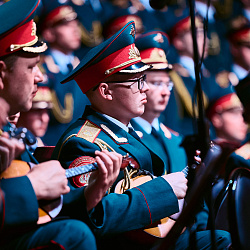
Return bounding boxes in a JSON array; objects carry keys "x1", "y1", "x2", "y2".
[
  {"x1": 131, "y1": 118, "x2": 187, "y2": 174},
  {"x1": 41, "y1": 49, "x2": 90, "y2": 146},
  {"x1": 52, "y1": 105, "x2": 179, "y2": 238},
  {"x1": 225, "y1": 134, "x2": 250, "y2": 180}
]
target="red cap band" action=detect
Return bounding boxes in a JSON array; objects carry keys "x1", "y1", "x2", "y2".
[{"x1": 0, "y1": 20, "x2": 38, "y2": 57}]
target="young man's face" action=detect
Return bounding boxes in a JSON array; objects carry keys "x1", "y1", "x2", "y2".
[
  {"x1": 18, "y1": 109, "x2": 50, "y2": 137},
  {"x1": 232, "y1": 43, "x2": 250, "y2": 70},
  {"x1": 175, "y1": 29, "x2": 208, "y2": 58},
  {"x1": 107, "y1": 72, "x2": 149, "y2": 124},
  {"x1": 144, "y1": 70, "x2": 172, "y2": 117},
  {"x1": 52, "y1": 20, "x2": 81, "y2": 53},
  {"x1": 1, "y1": 53, "x2": 43, "y2": 115},
  {"x1": 213, "y1": 107, "x2": 248, "y2": 143}
]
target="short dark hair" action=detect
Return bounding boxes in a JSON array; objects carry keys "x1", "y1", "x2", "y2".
[
  {"x1": 0, "y1": 50, "x2": 38, "y2": 71},
  {"x1": 0, "y1": 52, "x2": 19, "y2": 71}
]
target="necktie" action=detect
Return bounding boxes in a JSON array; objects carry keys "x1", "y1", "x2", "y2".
[
  {"x1": 128, "y1": 127, "x2": 141, "y2": 141},
  {"x1": 151, "y1": 127, "x2": 170, "y2": 173},
  {"x1": 151, "y1": 127, "x2": 162, "y2": 140},
  {"x1": 67, "y1": 63, "x2": 73, "y2": 73}
]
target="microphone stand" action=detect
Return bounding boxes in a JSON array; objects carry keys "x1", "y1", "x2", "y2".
[
  {"x1": 152, "y1": 0, "x2": 220, "y2": 248},
  {"x1": 188, "y1": 0, "x2": 217, "y2": 248}
]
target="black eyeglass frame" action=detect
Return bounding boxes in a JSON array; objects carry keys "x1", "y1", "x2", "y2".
[{"x1": 92, "y1": 74, "x2": 147, "y2": 92}]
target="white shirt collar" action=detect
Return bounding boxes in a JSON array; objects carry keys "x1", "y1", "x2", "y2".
[
  {"x1": 51, "y1": 49, "x2": 75, "y2": 74},
  {"x1": 102, "y1": 113, "x2": 130, "y2": 132},
  {"x1": 195, "y1": 1, "x2": 215, "y2": 22},
  {"x1": 179, "y1": 56, "x2": 196, "y2": 80},
  {"x1": 133, "y1": 117, "x2": 160, "y2": 134},
  {"x1": 244, "y1": 9, "x2": 250, "y2": 22},
  {"x1": 232, "y1": 64, "x2": 249, "y2": 80}
]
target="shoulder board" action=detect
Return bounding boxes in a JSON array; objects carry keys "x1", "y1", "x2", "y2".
[
  {"x1": 173, "y1": 63, "x2": 190, "y2": 77},
  {"x1": 71, "y1": 0, "x2": 85, "y2": 6},
  {"x1": 160, "y1": 123, "x2": 172, "y2": 139},
  {"x1": 215, "y1": 70, "x2": 231, "y2": 88},
  {"x1": 135, "y1": 130, "x2": 144, "y2": 139},
  {"x1": 80, "y1": 21, "x2": 103, "y2": 47},
  {"x1": 76, "y1": 120, "x2": 101, "y2": 143},
  {"x1": 235, "y1": 142, "x2": 250, "y2": 160},
  {"x1": 72, "y1": 56, "x2": 80, "y2": 69},
  {"x1": 100, "y1": 124, "x2": 128, "y2": 143},
  {"x1": 169, "y1": 70, "x2": 209, "y2": 116},
  {"x1": 57, "y1": 121, "x2": 101, "y2": 159}
]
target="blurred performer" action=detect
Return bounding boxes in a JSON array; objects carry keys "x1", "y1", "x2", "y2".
[
  {"x1": 131, "y1": 30, "x2": 187, "y2": 175},
  {"x1": 39, "y1": 1, "x2": 90, "y2": 145},
  {"x1": 17, "y1": 84, "x2": 53, "y2": 149},
  {"x1": 52, "y1": 21, "x2": 231, "y2": 249},
  {"x1": 160, "y1": 8, "x2": 232, "y2": 137},
  {"x1": 206, "y1": 90, "x2": 248, "y2": 147}
]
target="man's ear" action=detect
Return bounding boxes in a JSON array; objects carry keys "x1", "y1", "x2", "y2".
[
  {"x1": 0, "y1": 60, "x2": 7, "y2": 90},
  {"x1": 173, "y1": 36, "x2": 185, "y2": 51},
  {"x1": 211, "y1": 113, "x2": 223, "y2": 128},
  {"x1": 98, "y1": 82, "x2": 113, "y2": 100}
]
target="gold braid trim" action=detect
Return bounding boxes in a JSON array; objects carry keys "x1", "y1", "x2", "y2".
[
  {"x1": 10, "y1": 36, "x2": 38, "y2": 51},
  {"x1": 57, "y1": 134, "x2": 77, "y2": 160},
  {"x1": 23, "y1": 42, "x2": 48, "y2": 53},
  {"x1": 80, "y1": 21, "x2": 103, "y2": 47},
  {"x1": 93, "y1": 138, "x2": 133, "y2": 195},
  {"x1": 119, "y1": 169, "x2": 138, "y2": 193},
  {"x1": 105, "y1": 58, "x2": 141, "y2": 75},
  {"x1": 51, "y1": 91, "x2": 74, "y2": 124},
  {"x1": 94, "y1": 138, "x2": 116, "y2": 152},
  {"x1": 169, "y1": 70, "x2": 209, "y2": 117}
]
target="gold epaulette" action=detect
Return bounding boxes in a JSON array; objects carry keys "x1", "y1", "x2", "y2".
[
  {"x1": 215, "y1": 70, "x2": 231, "y2": 88},
  {"x1": 57, "y1": 120, "x2": 102, "y2": 159},
  {"x1": 71, "y1": 0, "x2": 85, "y2": 6},
  {"x1": 160, "y1": 123, "x2": 172, "y2": 139},
  {"x1": 80, "y1": 21, "x2": 103, "y2": 47},
  {"x1": 72, "y1": 56, "x2": 80, "y2": 69},
  {"x1": 51, "y1": 91, "x2": 73, "y2": 124},
  {"x1": 76, "y1": 120, "x2": 101, "y2": 143},
  {"x1": 173, "y1": 64, "x2": 189, "y2": 78},
  {"x1": 160, "y1": 123, "x2": 180, "y2": 138},
  {"x1": 208, "y1": 32, "x2": 220, "y2": 56},
  {"x1": 235, "y1": 142, "x2": 250, "y2": 160}
]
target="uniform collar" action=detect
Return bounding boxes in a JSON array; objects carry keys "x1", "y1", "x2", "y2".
[
  {"x1": 51, "y1": 49, "x2": 75, "y2": 74},
  {"x1": 195, "y1": 1, "x2": 215, "y2": 22},
  {"x1": 133, "y1": 117, "x2": 160, "y2": 134},
  {"x1": 232, "y1": 63, "x2": 249, "y2": 81},
  {"x1": 102, "y1": 113, "x2": 130, "y2": 133},
  {"x1": 179, "y1": 56, "x2": 195, "y2": 79}
]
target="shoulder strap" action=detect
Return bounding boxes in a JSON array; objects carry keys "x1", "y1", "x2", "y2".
[
  {"x1": 76, "y1": 120, "x2": 101, "y2": 143},
  {"x1": 235, "y1": 142, "x2": 250, "y2": 160}
]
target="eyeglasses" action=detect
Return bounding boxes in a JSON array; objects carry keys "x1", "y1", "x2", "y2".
[
  {"x1": 105, "y1": 75, "x2": 147, "y2": 93},
  {"x1": 148, "y1": 80, "x2": 174, "y2": 91},
  {"x1": 216, "y1": 107, "x2": 244, "y2": 116}
]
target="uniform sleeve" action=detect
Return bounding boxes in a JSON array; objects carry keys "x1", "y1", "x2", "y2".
[
  {"x1": 56, "y1": 134, "x2": 179, "y2": 238},
  {"x1": 0, "y1": 176, "x2": 39, "y2": 230},
  {"x1": 89, "y1": 177, "x2": 178, "y2": 238},
  {"x1": 60, "y1": 176, "x2": 178, "y2": 238}
]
